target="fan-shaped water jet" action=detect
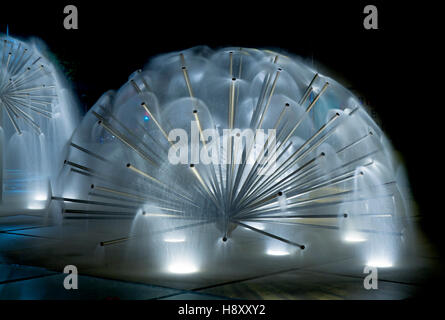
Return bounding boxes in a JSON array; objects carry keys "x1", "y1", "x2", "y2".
[{"x1": 55, "y1": 46, "x2": 412, "y2": 272}]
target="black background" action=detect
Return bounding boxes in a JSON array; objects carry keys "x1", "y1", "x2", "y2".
[{"x1": 0, "y1": 1, "x2": 442, "y2": 254}]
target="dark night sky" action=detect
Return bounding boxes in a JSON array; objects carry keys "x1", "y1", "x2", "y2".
[{"x1": 1, "y1": 1, "x2": 442, "y2": 250}]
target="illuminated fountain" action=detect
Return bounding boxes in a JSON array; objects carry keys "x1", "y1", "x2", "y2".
[
  {"x1": 57, "y1": 47, "x2": 411, "y2": 272},
  {"x1": 0, "y1": 34, "x2": 80, "y2": 216}
]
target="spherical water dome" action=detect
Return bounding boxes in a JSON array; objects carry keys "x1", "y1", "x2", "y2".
[
  {"x1": 0, "y1": 34, "x2": 81, "y2": 215},
  {"x1": 58, "y1": 46, "x2": 412, "y2": 270}
]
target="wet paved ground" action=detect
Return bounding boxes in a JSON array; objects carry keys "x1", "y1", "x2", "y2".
[{"x1": 0, "y1": 213, "x2": 441, "y2": 300}]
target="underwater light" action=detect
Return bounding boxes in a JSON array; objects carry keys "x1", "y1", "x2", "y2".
[
  {"x1": 366, "y1": 259, "x2": 393, "y2": 268},
  {"x1": 343, "y1": 233, "x2": 367, "y2": 243},
  {"x1": 164, "y1": 237, "x2": 186, "y2": 243},
  {"x1": 168, "y1": 262, "x2": 198, "y2": 274},
  {"x1": 34, "y1": 194, "x2": 48, "y2": 201},
  {"x1": 266, "y1": 249, "x2": 290, "y2": 256},
  {"x1": 27, "y1": 203, "x2": 46, "y2": 210}
]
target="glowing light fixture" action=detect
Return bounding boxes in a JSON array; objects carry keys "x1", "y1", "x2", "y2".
[
  {"x1": 366, "y1": 259, "x2": 393, "y2": 268},
  {"x1": 164, "y1": 237, "x2": 186, "y2": 243},
  {"x1": 343, "y1": 232, "x2": 367, "y2": 243},
  {"x1": 27, "y1": 203, "x2": 46, "y2": 210},
  {"x1": 266, "y1": 249, "x2": 290, "y2": 256},
  {"x1": 34, "y1": 194, "x2": 48, "y2": 201},
  {"x1": 244, "y1": 222, "x2": 265, "y2": 231},
  {"x1": 168, "y1": 261, "x2": 198, "y2": 274}
]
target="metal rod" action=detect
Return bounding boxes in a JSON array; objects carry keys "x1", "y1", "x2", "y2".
[
  {"x1": 193, "y1": 109, "x2": 206, "y2": 146},
  {"x1": 130, "y1": 79, "x2": 142, "y2": 94},
  {"x1": 189, "y1": 164, "x2": 222, "y2": 210},
  {"x1": 90, "y1": 184, "x2": 188, "y2": 211},
  {"x1": 241, "y1": 112, "x2": 340, "y2": 204},
  {"x1": 229, "y1": 51, "x2": 233, "y2": 78},
  {"x1": 337, "y1": 131, "x2": 373, "y2": 154},
  {"x1": 234, "y1": 83, "x2": 329, "y2": 206},
  {"x1": 70, "y1": 143, "x2": 111, "y2": 163},
  {"x1": 231, "y1": 112, "x2": 291, "y2": 207},
  {"x1": 192, "y1": 110, "x2": 223, "y2": 202},
  {"x1": 239, "y1": 170, "x2": 365, "y2": 217},
  {"x1": 140, "y1": 102, "x2": 171, "y2": 144},
  {"x1": 299, "y1": 73, "x2": 319, "y2": 105},
  {"x1": 64, "y1": 209, "x2": 136, "y2": 216},
  {"x1": 244, "y1": 192, "x2": 394, "y2": 217},
  {"x1": 281, "y1": 82, "x2": 329, "y2": 148},
  {"x1": 234, "y1": 220, "x2": 305, "y2": 249},
  {"x1": 6, "y1": 97, "x2": 53, "y2": 118},
  {"x1": 98, "y1": 105, "x2": 163, "y2": 162},
  {"x1": 181, "y1": 66, "x2": 194, "y2": 98},
  {"x1": 65, "y1": 160, "x2": 95, "y2": 173},
  {"x1": 256, "y1": 68, "x2": 281, "y2": 129},
  {"x1": 244, "y1": 213, "x2": 348, "y2": 220},
  {"x1": 3, "y1": 103, "x2": 22, "y2": 135},
  {"x1": 127, "y1": 163, "x2": 195, "y2": 204},
  {"x1": 51, "y1": 196, "x2": 139, "y2": 210},
  {"x1": 93, "y1": 111, "x2": 158, "y2": 167},
  {"x1": 5, "y1": 99, "x2": 41, "y2": 134},
  {"x1": 229, "y1": 78, "x2": 236, "y2": 129},
  {"x1": 240, "y1": 153, "x2": 323, "y2": 210},
  {"x1": 100, "y1": 219, "x2": 215, "y2": 246}
]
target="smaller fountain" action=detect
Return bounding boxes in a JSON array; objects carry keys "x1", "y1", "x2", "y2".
[{"x1": 0, "y1": 34, "x2": 80, "y2": 216}]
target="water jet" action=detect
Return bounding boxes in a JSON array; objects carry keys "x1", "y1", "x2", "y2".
[{"x1": 56, "y1": 46, "x2": 411, "y2": 271}]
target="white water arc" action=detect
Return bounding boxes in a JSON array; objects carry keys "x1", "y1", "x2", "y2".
[
  {"x1": 0, "y1": 34, "x2": 80, "y2": 216},
  {"x1": 57, "y1": 46, "x2": 411, "y2": 270}
]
